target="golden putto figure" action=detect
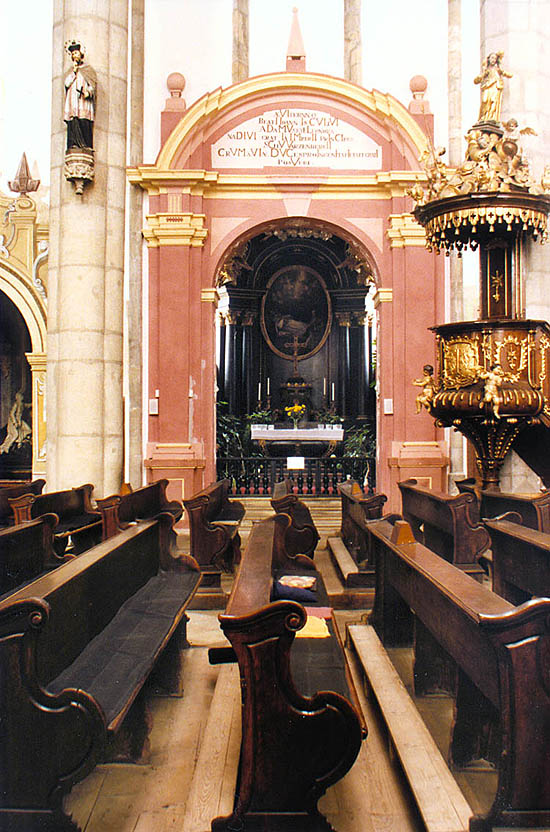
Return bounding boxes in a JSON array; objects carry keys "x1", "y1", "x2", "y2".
[{"x1": 412, "y1": 364, "x2": 436, "y2": 413}]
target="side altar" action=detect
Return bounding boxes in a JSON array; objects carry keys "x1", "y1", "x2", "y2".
[{"x1": 251, "y1": 424, "x2": 344, "y2": 457}]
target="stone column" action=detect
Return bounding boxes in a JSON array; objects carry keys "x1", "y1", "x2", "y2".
[
  {"x1": 448, "y1": 0, "x2": 465, "y2": 489},
  {"x1": 127, "y1": 0, "x2": 145, "y2": 487},
  {"x1": 48, "y1": 0, "x2": 128, "y2": 494},
  {"x1": 344, "y1": 0, "x2": 362, "y2": 86},
  {"x1": 232, "y1": 0, "x2": 249, "y2": 84}
]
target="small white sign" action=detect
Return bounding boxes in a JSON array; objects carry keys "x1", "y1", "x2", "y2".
[
  {"x1": 383, "y1": 398, "x2": 394, "y2": 415},
  {"x1": 287, "y1": 456, "x2": 305, "y2": 470}
]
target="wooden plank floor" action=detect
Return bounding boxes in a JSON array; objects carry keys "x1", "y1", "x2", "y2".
[{"x1": 65, "y1": 607, "x2": 424, "y2": 832}]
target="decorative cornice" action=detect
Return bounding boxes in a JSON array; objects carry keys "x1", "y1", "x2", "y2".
[
  {"x1": 373, "y1": 287, "x2": 393, "y2": 307},
  {"x1": 128, "y1": 168, "x2": 425, "y2": 202},
  {"x1": 387, "y1": 213, "x2": 426, "y2": 247},
  {"x1": 142, "y1": 212, "x2": 208, "y2": 247}
]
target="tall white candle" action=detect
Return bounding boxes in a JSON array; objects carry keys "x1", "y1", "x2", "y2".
[
  {"x1": 323, "y1": 377, "x2": 327, "y2": 395},
  {"x1": 331, "y1": 383, "x2": 335, "y2": 401},
  {"x1": 267, "y1": 377, "x2": 270, "y2": 394},
  {"x1": 258, "y1": 382, "x2": 261, "y2": 400}
]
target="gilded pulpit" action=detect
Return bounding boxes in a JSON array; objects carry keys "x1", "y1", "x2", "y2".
[{"x1": 410, "y1": 54, "x2": 550, "y2": 489}]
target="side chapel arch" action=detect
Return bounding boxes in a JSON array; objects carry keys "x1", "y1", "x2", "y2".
[
  {"x1": 0, "y1": 193, "x2": 48, "y2": 479},
  {"x1": 129, "y1": 71, "x2": 446, "y2": 510}
]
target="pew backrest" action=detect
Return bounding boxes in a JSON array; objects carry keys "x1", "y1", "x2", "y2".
[
  {"x1": 0, "y1": 514, "x2": 59, "y2": 596},
  {"x1": 97, "y1": 479, "x2": 183, "y2": 539},
  {"x1": 484, "y1": 516, "x2": 550, "y2": 603},
  {"x1": 270, "y1": 479, "x2": 320, "y2": 557},
  {"x1": 398, "y1": 478, "x2": 489, "y2": 567},
  {"x1": 9, "y1": 483, "x2": 98, "y2": 525},
  {"x1": 0, "y1": 478, "x2": 45, "y2": 527}
]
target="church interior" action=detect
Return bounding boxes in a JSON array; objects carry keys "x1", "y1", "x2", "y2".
[{"x1": 2, "y1": 1, "x2": 550, "y2": 830}]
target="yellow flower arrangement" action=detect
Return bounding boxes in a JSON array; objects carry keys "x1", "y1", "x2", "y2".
[{"x1": 284, "y1": 402, "x2": 306, "y2": 426}]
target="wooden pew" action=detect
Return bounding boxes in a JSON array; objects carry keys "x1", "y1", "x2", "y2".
[
  {"x1": 183, "y1": 479, "x2": 245, "y2": 582},
  {"x1": 325, "y1": 481, "x2": 388, "y2": 589},
  {"x1": 270, "y1": 477, "x2": 320, "y2": 557},
  {"x1": 0, "y1": 514, "x2": 64, "y2": 596},
  {"x1": 457, "y1": 477, "x2": 550, "y2": 532},
  {"x1": 338, "y1": 479, "x2": 387, "y2": 559},
  {"x1": 0, "y1": 478, "x2": 45, "y2": 528},
  {"x1": 398, "y1": 478, "x2": 488, "y2": 577},
  {"x1": 97, "y1": 478, "x2": 183, "y2": 539},
  {"x1": 9, "y1": 482, "x2": 102, "y2": 555},
  {"x1": 366, "y1": 515, "x2": 550, "y2": 832},
  {"x1": 209, "y1": 512, "x2": 364, "y2": 832},
  {"x1": 484, "y1": 516, "x2": 550, "y2": 604},
  {"x1": 0, "y1": 512, "x2": 201, "y2": 831}
]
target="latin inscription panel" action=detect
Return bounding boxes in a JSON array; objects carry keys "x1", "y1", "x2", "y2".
[{"x1": 211, "y1": 108, "x2": 382, "y2": 169}]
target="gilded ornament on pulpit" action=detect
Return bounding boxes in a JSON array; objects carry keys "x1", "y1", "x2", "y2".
[
  {"x1": 412, "y1": 365, "x2": 436, "y2": 413},
  {"x1": 441, "y1": 338, "x2": 481, "y2": 388},
  {"x1": 478, "y1": 364, "x2": 505, "y2": 419}
]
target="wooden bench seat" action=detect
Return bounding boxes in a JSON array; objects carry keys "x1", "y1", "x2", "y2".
[
  {"x1": 183, "y1": 479, "x2": 245, "y2": 583},
  {"x1": 0, "y1": 478, "x2": 45, "y2": 528},
  {"x1": 0, "y1": 513, "x2": 64, "y2": 597},
  {"x1": 270, "y1": 478, "x2": 320, "y2": 557},
  {"x1": 209, "y1": 512, "x2": 364, "y2": 831},
  {"x1": 457, "y1": 477, "x2": 550, "y2": 532},
  {"x1": 9, "y1": 482, "x2": 102, "y2": 555},
  {"x1": 366, "y1": 514, "x2": 550, "y2": 832},
  {"x1": 0, "y1": 513, "x2": 201, "y2": 831},
  {"x1": 347, "y1": 623, "x2": 472, "y2": 832},
  {"x1": 398, "y1": 478, "x2": 489, "y2": 578},
  {"x1": 97, "y1": 478, "x2": 183, "y2": 539}
]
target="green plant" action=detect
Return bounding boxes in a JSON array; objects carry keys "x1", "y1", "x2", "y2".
[
  {"x1": 216, "y1": 402, "x2": 245, "y2": 457},
  {"x1": 343, "y1": 422, "x2": 375, "y2": 457},
  {"x1": 315, "y1": 407, "x2": 344, "y2": 424}
]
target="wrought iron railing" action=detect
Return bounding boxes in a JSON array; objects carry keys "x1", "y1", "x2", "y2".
[{"x1": 216, "y1": 456, "x2": 376, "y2": 497}]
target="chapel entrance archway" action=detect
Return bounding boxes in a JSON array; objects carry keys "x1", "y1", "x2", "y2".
[{"x1": 214, "y1": 219, "x2": 378, "y2": 491}]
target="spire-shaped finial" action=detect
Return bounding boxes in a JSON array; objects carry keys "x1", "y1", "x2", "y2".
[
  {"x1": 286, "y1": 7, "x2": 306, "y2": 72},
  {"x1": 8, "y1": 153, "x2": 40, "y2": 196}
]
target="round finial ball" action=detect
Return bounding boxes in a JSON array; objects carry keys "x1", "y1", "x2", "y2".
[
  {"x1": 167, "y1": 72, "x2": 186, "y2": 93},
  {"x1": 410, "y1": 75, "x2": 428, "y2": 95}
]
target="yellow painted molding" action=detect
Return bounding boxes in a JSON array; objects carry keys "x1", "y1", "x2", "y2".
[
  {"x1": 201, "y1": 288, "x2": 219, "y2": 303},
  {"x1": 153, "y1": 73, "x2": 430, "y2": 172},
  {"x1": 142, "y1": 213, "x2": 208, "y2": 247},
  {"x1": 373, "y1": 287, "x2": 393, "y2": 307},
  {"x1": 387, "y1": 213, "x2": 427, "y2": 248}
]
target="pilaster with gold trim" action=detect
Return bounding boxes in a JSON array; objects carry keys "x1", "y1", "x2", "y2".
[{"x1": 25, "y1": 352, "x2": 47, "y2": 477}]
